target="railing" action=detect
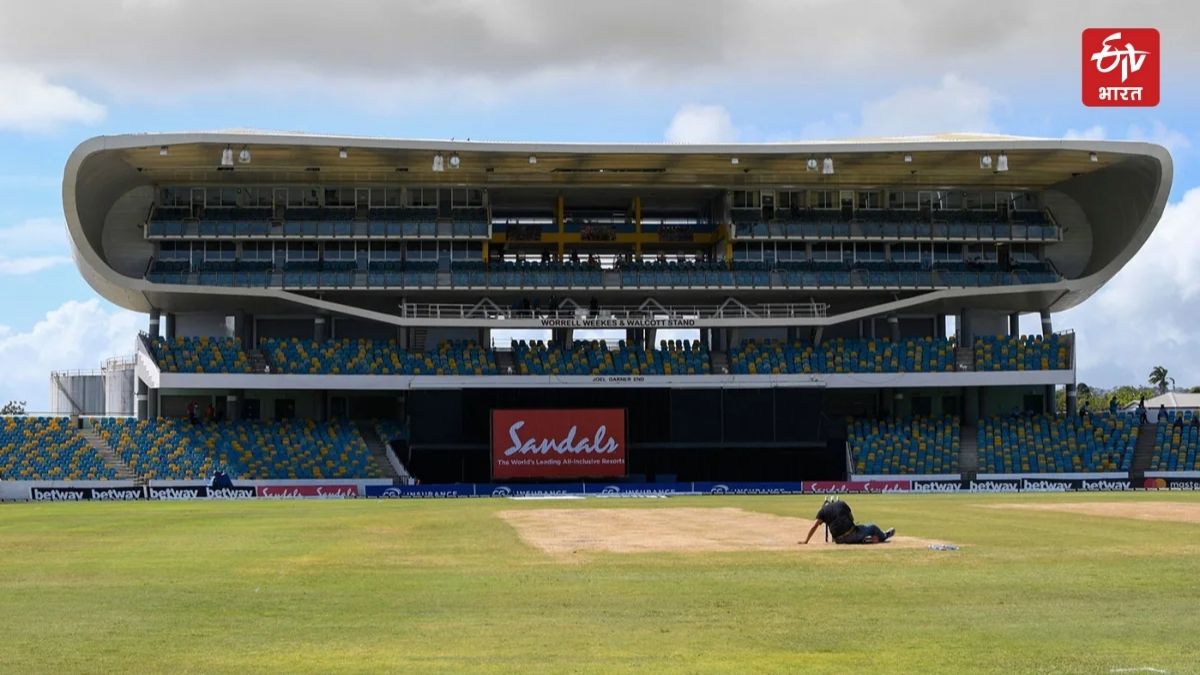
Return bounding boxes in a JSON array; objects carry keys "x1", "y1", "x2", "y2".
[{"x1": 397, "y1": 301, "x2": 829, "y2": 321}]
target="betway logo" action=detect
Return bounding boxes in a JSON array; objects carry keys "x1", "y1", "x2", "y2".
[
  {"x1": 912, "y1": 481, "x2": 962, "y2": 493},
  {"x1": 148, "y1": 487, "x2": 203, "y2": 500},
  {"x1": 1021, "y1": 479, "x2": 1073, "y2": 492},
  {"x1": 31, "y1": 488, "x2": 86, "y2": 501},
  {"x1": 1081, "y1": 480, "x2": 1130, "y2": 492},
  {"x1": 969, "y1": 480, "x2": 1019, "y2": 493},
  {"x1": 91, "y1": 488, "x2": 144, "y2": 501},
  {"x1": 503, "y1": 421, "x2": 619, "y2": 457},
  {"x1": 208, "y1": 487, "x2": 255, "y2": 500}
]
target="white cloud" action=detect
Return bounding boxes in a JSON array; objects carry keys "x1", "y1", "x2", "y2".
[
  {"x1": 1058, "y1": 187, "x2": 1200, "y2": 388},
  {"x1": 0, "y1": 255, "x2": 71, "y2": 276},
  {"x1": 1064, "y1": 125, "x2": 1107, "y2": 140},
  {"x1": 858, "y1": 74, "x2": 1003, "y2": 136},
  {"x1": 0, "y1": 299, "x2": 141, "y2": 411},
  {"x1": 0, "y1": 217, "x2": 72, "y2": 276},
  {"x1": 0, "y1": 64, "x2": 105, "y2": 132},
  {"x1": 1126, "y1": 120, "x2": 1191, "y2": 156},
  {"x1": 664, "y1": 104, "x2": 739, "y2": 144}
]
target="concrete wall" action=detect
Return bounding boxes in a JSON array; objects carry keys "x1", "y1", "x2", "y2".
[{"x1": 175, "y1": 313, "x2": 232, "y2": 338}]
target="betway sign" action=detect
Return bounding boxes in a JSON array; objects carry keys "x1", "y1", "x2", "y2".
[{"x1": 491, "y1": 408, "x2": 627, "y2": 479}]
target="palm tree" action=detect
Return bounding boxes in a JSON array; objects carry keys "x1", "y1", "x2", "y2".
[{"x1": 1149, "y1": 366, "x2": 1170, "y2": 395}]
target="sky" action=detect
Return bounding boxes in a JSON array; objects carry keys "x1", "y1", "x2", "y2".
[{"x1": 0, "y1": 0, "x2": 1198, "y2": 409}]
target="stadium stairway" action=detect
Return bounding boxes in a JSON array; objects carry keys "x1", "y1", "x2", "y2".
[
  {"x1": 495, "y1": 350, "x2": 516, "y2": 375},
  {"x1": 80, "y1": 420, "x2": 137, "y2": 480},
  {"x1": 248, "y1": 347, "x2": 270, "y2": 373},
  {"x1": 955, "y1": 345, "x2": 975, "y2": 371},
  {"x1": 710, "y1": 351, "x2": 729, "y2": 375},
  {"x1": 958, "y1": 424, "x2": 979, "y2": 479},
  {"x1": 410, "y1": 328, "x2": 429, "y2": 352},
  {"x1": 354, "y1": 420, "x2": 401, "y2": 479},
  {"x1": 1130, "y1": 423, "x2": 1158, "y2": 484}
]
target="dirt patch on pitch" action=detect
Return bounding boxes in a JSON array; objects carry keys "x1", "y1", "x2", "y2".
[
  {"x1": 989, "y1": 501, "x2": 1200, "y2": 523},
  {"x1": 499, "y1": 507, "x2": 945, "y2": 555}
]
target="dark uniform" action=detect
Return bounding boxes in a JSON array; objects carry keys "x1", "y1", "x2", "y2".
[{"x1": 816, "y1": 500, "x2": 889, "y2": 544}]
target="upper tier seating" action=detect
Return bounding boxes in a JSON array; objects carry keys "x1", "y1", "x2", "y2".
[
  {"x1": 511, "y1": 339, "x2": 711, "y2": 376},
  {"x1": 150, "y1": 336, "x2": 252, "y2": 374},
  {"x1": 97, "y1": 417, "x2": 384, "y2": 480},
  {"x1": 977, "y1": 413, "x2": 1137, "y2": 473},
  {"x1": 974, "y1": 334, "x2": 1070, "y2": 371},
  {"x1": 1149, "y1": 413, "x2": 1200, "y2": 471},
  {"x1": 147, "y1": 206, "x2": 487, "y2": 238},
  {"x1": 0, "y1": 417, "x2": 117, "y2": 480},
  {"x1": 850, "y1": 416, "x2": 960, "y2": 475},
  {"x1": 261, "y1": 338, "x2": 497, "y2": 376},
  {"x1": 730, "y1": 338, "x2": 955, "y2": 374}
]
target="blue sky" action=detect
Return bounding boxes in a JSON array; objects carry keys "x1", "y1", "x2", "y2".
[{"x1": 0, "y1": 1, "x2": 1197, "y2": 409}]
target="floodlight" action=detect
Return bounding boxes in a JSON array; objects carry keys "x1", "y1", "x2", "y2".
[
  {"x1": 339, "y1": 148, "x2": 348, "y2": 159},
  {"x1": 996, "y1": 152, "x2": 1008, "y2": 172},
  {"x1": 220, "y1": 146, "x2": 234, "y2": 167},
  {"x1": 159, "y1": 146, "x2": 169, "y2": 157},
  {"x1": 822, "y1": 157, "x2": 834, "y2": 175}
]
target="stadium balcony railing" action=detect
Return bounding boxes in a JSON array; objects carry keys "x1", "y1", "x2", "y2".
[
  {"x1": 729, "y1": 337, "x2": 956, "y2": 374},
  {"x1": 97, "y1": 417, "x2": 384, "y2": 480},
  {"x1": 511, "y1": 338, "x2": 711, "y2": 376},
  {"x1": 260, "y1": 338, "x2": 497, "y2": 376},
  {"x1": 150, "y1": 336, "x2": 253, "y2": 374},
  {"x1": 145, "y1": 206, "x2": 488, "y2": 239},
  {"x1": 1150, "y1": 412, "x2": 1200, "y2": 471},
  {"x1": 730, "y1": 208, "x2": 1060, "y2": 242},
  {"x1": 974, "y1": 333, "x2": 1071, "y2": 371},
  {"x1": 451, "y1": 261, "x2": 604, "y2": 288},
  {"x1": 849, "y1": 415, "x2": 960, "y2": 475},
  {"x1": 977, "y1": 412, "x2": 1137, "y2": 473},
  {"x1": 0, "y1": 416, "x2": 118, "y2": 480}
]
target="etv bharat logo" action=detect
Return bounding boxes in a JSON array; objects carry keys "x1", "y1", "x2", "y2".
[{"x1": 1082, "y1": 28, "x2": 1159, "y2": 107}]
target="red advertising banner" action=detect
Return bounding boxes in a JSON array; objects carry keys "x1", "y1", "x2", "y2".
[
  {"x1": 491, "y1": 409, "x2": 626, "y2": 479},
  {"x1": 256, "y1": 484, "x2": 358, "y2": 499},
  {"x1": 803, "y1": 480, "x2": 912, "y2": 494}
]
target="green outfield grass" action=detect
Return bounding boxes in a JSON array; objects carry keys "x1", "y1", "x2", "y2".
[{"x1": 2, "y1": 493, "x2": 1198, "y2": 674}]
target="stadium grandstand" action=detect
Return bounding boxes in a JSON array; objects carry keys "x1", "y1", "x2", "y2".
[{"x1": 21, "y1": 131, "x2": 1172, "y2": 488}]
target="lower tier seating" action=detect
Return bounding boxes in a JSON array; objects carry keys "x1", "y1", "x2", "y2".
[
  {"x1": 1150, "y1": 414, "x2": 1200, "y2": 471},
  {"x1": 850, "y1": 416, "x2": 960, "y2": 475},
  {"x1": 96, "y1": 418, "x2": 385, "y2": 480},
  {"x1": 978, "y1": 413, "x2": 1137, "y2": 473},
  {"x1": 0, "y1": 417, "x2": 117, "y2": 480}
]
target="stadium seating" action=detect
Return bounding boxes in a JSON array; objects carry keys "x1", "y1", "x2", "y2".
[
  {"x1": 0, "y1": 417, "x2": 117, "y2": 480},
  {"x1": 150, "y1": 336, "x2": 252, "y2": 373},
  {"x1": 730, "y1": 338, "x2": 955, "y2": 374},
  {"x1": 452, "y1": 261, "x2": 603, "y2": 287},
  {"x1": 511, "y1": 339, "x2": 710, "y2": 376},
  {"x1": 261, "y1": 338, "x2": 497, "y2": 376},
  {"x1": 1149, "y1": 414, "x2": 1200, "y2": 471},
  {"x1": 977, "y1": 413, "x2": 1137, "y2": 473},
  {"x1": 850, "y1": 416, "x2": 960, "y2": 475},
  {"x1": 96, "y1": 417, "x2": 384, "y2": 480},
  {"x1": 974, "y1": 334, "x2": 1070, "y2": 371},
  {"x1": 374, "y1": 420, "x2": 409, "y2": 445}
]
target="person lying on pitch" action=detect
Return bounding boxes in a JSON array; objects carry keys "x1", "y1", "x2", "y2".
[{"x1": 799, "y1": 499, "x2": 895, "y2": 545}]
